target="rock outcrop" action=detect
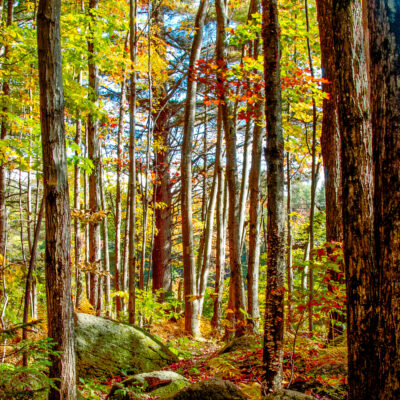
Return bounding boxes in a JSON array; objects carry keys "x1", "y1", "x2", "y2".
[{"x1": 75, "y1": 313, "x2": 178, "y2": 379}]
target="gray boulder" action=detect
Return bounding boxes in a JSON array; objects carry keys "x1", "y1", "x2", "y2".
[
  {"x1": 75, "y1": 313, "x2": 178, "y2": 379},
  {"x1": 167, "y1": 378, "x2": 247, "y2": 400},
  {"x1": 107, "y1": 371, "x2": 190, "y2": 400}
]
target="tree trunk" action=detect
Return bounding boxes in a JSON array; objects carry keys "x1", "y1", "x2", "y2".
[
  {"x1": 0, "y1": 0, "x2": 13, "y2": 274},
  {"x1": 215, "y1": 0, "x2": 246, "y2": 336},
  {"x1": 84, "y1": 124, "x2": 90, "y2": 299},
  {"x1": 286, "y1": 152, "x2": 293, "y2": 324},
  {"x1": 247, "y1": 0, "x2": 263, "y2": 332},
  {"x1": 114, "y1": 67, "x2": 128, "y2": 314},
  {"x1": 88, "y1": 0, "x2": 101, "y2": 311},
  {"x1": 198, "y1": 156, "x2": 218, "y2": 317},
  {"x1": 121, "y1": 184, "x2": 130, "y2": 312},
  {"x1": 261, "y1": 0, "x2": 285, "y2": 393},
  {"x1": 315, "y1": 0, "x2": 342, "y2": 243},
  {"x1": 100, "y1": 164, "x2": 110, "y2": 316},
  {"x1": 128, "y1": 0, "x2": 137, "y2": 324},
  {"x1": 152, "y1": 106, "x2": 172, "y2": 297},
  {"x1": 37, "y1": 0, "x2": 76, "y2": 395},
  {"x1": 331, "y1": 1, "x2": 377, "y2": 399},
  {"x1": 367, "y1": 1, "x2": 400, "y2": 397},
  {"x1": 22, "y1": 199, "x2": 44, "y2": 366},
  {"x1": 74, "y1": 71, "x2": 83, "y2": 309},
  {"x1": 181, "y1": 0, "x2": 209, "y2": 337},
  {"x1": 211, "y1": 110, "x2": 226, "y2": 331},
  {"x1": 304, "y1": 0, "x2": 318, "y2": 333}
]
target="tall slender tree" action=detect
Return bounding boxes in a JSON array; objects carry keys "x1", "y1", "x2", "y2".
[
  {"x1": 37, "y1": 0, "x2": 76, "y2": 396},
  {"x1": 128, "y1": 0, "x2": 137, "y2": 324},
  {"x1": 215, "y1": 0, "x2": 246, "y2": 336},
  {"x1": 0, "y1": 0, "x2": 13, "y2": 277},
  {"x1": 181, "y1": 0, "x2": 209, "y2": 337},
  {"x1": 247, "y1": 0, "x2": 263, "y2": 332},
  {"x1": 88, "y1": 0, "x2": 101, "y2": 311},
  {"x1": 261, "y1": 0, "x2": 285, "y2": 393}
]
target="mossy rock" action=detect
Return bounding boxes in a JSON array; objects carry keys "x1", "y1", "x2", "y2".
[
  {"x1": 107, "y1": 370, "x2": 189, "y2": 399},
  {"x1": 75, "y1": 313, "x2": 178, "y2": 379},
  {"x1": 167, "y1": 378, "x2": 248, "y2": 400},
  {"x1": 219, "y1": 335, "x2": 261, "y2": 354}
]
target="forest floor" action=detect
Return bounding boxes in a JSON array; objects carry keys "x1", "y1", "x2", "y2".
[{"x1": 77, "y1": 318, "x2": 348, "y2": 400}]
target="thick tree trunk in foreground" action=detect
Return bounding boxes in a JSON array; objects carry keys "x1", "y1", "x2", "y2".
[
  {"x1": 181, "y1": 0, "x2": 209, "y2": 337},
  {"x1": 367, "y1": 1, "x2": 400, "y2": 397},
  {"x1": 332, "y1": 1, "x2": 377, "y2": 399},
  {"x1": 37, "y1": 0, "x2": 76, "y2": 396},
  {"x1": 261, "y1": 0, "x2": 285, "y2": 393},
  {"x1": 316, "y1": 0, "x2": 342, "y2": 243}
]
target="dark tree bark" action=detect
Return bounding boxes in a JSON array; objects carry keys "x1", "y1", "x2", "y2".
[
  {"x1": 367, "y1": 1, "x2": 400, "y2": 397},
  {"x1": 331, "y1": 1, "x2": 377, "y2": 399},
  {"x1": 316, "y1": 0, "x2": 342, "y2": 243},
  {"x1": 261, "y1": 0, "x2": 285, "y2": 393},
  {"x1": 152, "y1": 104, "x2": 172, "y2": 297},
  {"x1": 37, "y1": 0, "x2": 76, "y2": 396}
]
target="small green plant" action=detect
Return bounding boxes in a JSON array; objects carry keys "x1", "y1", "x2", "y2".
[
  {"x1": 0, "y1": 334, "x2": 60, "y2": 399},
  {"x1": 78, "y1": 378, "x2": 108, "y2": 399}
]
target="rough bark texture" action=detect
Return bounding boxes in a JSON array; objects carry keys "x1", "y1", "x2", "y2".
[
  {"x1": 367, "y1": 0, "x2": 400, "y2": 397},
  {"x1": 180, "y1": 0, "x2": 208, "y2": 337},
  {"x1": 215, "y1": 0, "x2": 246, "y2": 336},
  {"x1": 261, "y1": 0, "x2": 285, "y2": 393},
  {"x1": 128, "y1": 0, "x2": 137, "y2": 324},
  {"x1": 152, "y1": 104, "x2": 172, "y2": 296},
  {"x1": 286, "y1": 152, "x2": 293, "y2": 322},
  {"x1": 198, "y1": 161, "x2": 217, "y2": 316},
  {"x1": 211, "y1": 112, "x2": 227, "y2": 331},
  {"x1": 247, "y1": 0, "x2": 262, "y2": 331},
  {"x1": 88, "y1": 0, "x2": 101, "y2": 311},
  {"x1": 37, "y1": 0, "x2": 76, "y2": 396},
  {"x1": 316, "y1": 0, "x2": 342, "y2": 242},
  {"x1": 115, "y1": 70, "x2": 127, "y2": 314},
  {"x1": 74, "y1": 105, "x2": 83, "y2": 308},
  {"x1": 331, "y1": 1, "x2": 377, "y2": 399}
]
